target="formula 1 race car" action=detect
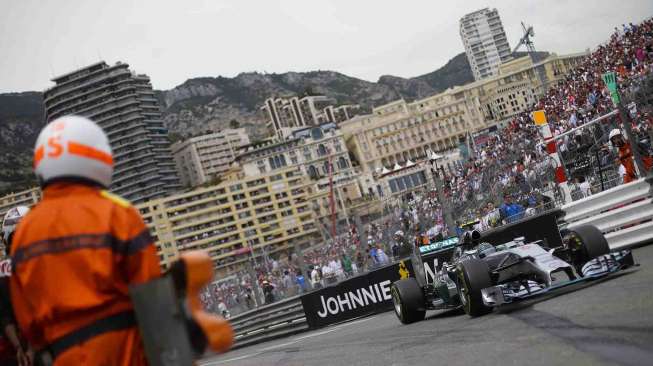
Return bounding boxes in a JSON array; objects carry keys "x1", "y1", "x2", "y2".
[{"x1": 391, "y1": 224, "x2": 635, "y2": 324}]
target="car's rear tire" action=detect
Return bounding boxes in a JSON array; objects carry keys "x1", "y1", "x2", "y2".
[
  {"x1": 391, "y1": 278, "x2": 425, "y2": 324},
  {"x1": 457, "y1": 259, "x2": 493, "y2": 317}
]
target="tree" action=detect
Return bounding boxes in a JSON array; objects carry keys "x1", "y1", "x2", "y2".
[
  {"x1": 203, "y1": 176, "x2": 223, "y2": 187},
  {"x1": 229, "y1": 119, "x2": 240, "y2": 129},
  {"x1": 302, "y1": 86, "x2": 316, "y2": 97},
  {"x1": 168, "y1": 132, "x2": 184, "y2": 143}
]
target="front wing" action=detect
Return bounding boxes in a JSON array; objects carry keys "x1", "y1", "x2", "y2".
[{"x1": 481, "y1": 251, "x2": 634, "y2": 306}]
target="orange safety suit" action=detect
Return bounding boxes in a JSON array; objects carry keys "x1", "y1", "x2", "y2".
[
  {"x1": 619, "y1": 143, "x2": 653, "y2": 184},
  {"x1": 9, "y1": 182, "x2": 161, "y2": 365}
]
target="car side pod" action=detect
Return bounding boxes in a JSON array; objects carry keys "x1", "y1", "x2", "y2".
[{"x1": 130, "y1": 251, "x2": 234, "y2": 366}]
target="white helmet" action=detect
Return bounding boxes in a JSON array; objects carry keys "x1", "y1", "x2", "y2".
[
  {"x1": 2, "y1": 206, "x2": 30, "y2": 248},
  {"x1": 34, "y1": 115, "x2": 113, "y2": 188},
  {"x1": 608, "y1": 128, "x2": 622, "y2": 141}
]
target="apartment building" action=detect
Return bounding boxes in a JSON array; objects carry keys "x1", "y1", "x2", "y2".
[
  {"x1": 341, "y1": 94, "x2": 484, "y2": 174},
  {"x1": 137, "y1": 167, "x2": 320, "y2": 274},
  {"x1": 236, "y1": 123, "x2": 362, "y2": 223},
  {"x1": 262, "y1": 95, "x2": 359, "y2": 139},
  {"x1": 172, "y1": 129, "x2": 250, "y2": 187},
  {"x1": 237, "y1": 123, "x2": 354, "y2": 182},
  {"x1": 471, "y1": 52, "x2": 586, "y2": 121},
  {"x1": 43, "y1": 61, "x2": 180, "y2": 204},
  {"x1": 460, "y1": 8, "x2": 512, "y2": 80},
  {"x1": 340, "y1": 52, "x2": 586, "y2": 176},
  {"x1": 324, "y1": 104, "x2": 360, "y2": 125}
]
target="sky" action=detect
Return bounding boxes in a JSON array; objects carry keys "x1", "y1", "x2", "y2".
[{"x1": 1, "y1": 0, "x2": 652, "y2": 93}]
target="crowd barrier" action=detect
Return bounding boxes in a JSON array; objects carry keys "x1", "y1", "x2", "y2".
[
  {"x1": 223, "y1": 176, "x2": 653, "y2": 349},
  {"x1": 229, "y1": 295, "x2": 307, "y2": 349},
  {"x1": 560, "y1": 176, "x2": 653, "y2": 250}
]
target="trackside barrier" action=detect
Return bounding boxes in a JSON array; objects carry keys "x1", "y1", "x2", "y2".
[
  {"x1": 228, "y1": 295, "x2": 307, "y2": 349},
  {"x1": 560, "y1": 176, "x2": 653, "y2": 250}
]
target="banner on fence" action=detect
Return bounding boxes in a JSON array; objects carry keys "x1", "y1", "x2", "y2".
[{"x1": 301, "y1": 259, "x2": 414, "y2": 328}]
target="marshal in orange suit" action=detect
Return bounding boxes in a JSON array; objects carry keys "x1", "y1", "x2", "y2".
[{"x1": 10, "y1": 116, "x2": 160, "y2": 365}]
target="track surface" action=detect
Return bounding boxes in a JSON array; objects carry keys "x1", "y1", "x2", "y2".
[{"x1": 201, "y1": 245, "x2": 653, "y2": 366}]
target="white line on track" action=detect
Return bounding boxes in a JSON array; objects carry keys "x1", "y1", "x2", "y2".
[{"x1": 199, "y1": 316, "x2": 377, "y2": 365}]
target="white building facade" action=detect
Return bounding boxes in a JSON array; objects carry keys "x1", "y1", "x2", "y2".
[
  {"x1": 460, "y1": 8, "x2": 512, "y2": 81},
  {"x1": 172, "y1": 129, "x2": 250, "y2": 187}
]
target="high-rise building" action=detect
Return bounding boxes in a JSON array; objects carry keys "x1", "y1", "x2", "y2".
[
  {"x1": 460, "y1": 8, "x2": 512, "y2": 81},
  {"x1": 172, "y1": 128, "x2": 250, "y2": 188},
  {"x1": 43, "y1": 61, "x2": 181, "y2": 204}
]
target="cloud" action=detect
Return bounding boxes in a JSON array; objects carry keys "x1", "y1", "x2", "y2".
[{"x1": 0, "y1": 0, "x2": 651, "y2": 93}]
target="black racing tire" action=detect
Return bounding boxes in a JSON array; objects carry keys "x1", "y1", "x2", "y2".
[
  {"x1": 570, "y1": 225, "x2": 610, "y2": 259},
  {"x1": 391, "y1": 278, "x2": 426, "y2": 324},
  {"x1": 457, "y1": 259, "x2": 493, "y2": 317}
]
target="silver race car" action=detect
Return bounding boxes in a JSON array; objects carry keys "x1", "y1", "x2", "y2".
[{"x1": 391, "y1": 225, "x2": 635, "y2": 323}]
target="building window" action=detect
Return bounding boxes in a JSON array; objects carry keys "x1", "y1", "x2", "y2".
[
  {"x1": 270, "y1": 174, "x2": 283, "y2": 182},
  {"x1": 323, "y1": 161, "x2": 332, "y2": 174},
  {"x1": 308, "y1": 165, "x2": 318, "y2": 179},
  {"x1": 389, "y1": 179, "x2": 398, "y2": 193},
  {"x1": 337, "y1": 157, "x2": 349, "y2": 170},
  {"x1": 318, "y1": 144, "x2": 327, "y2": 156},
  {"x1": 268, "y1": 155, "x2": 287, "y2": 170}
]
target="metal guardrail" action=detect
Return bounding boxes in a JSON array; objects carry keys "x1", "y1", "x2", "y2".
[
  {"x1": 228, "y1": 295, "x2": 307, "y2": 349},
  {"x1": 561, "y1": 176, "x2": 653, "y2": 250}
]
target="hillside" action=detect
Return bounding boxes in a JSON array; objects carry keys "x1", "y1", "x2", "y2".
[
  {"x1": 0, "y1": 51, "x2": 496, "y2": 195},
  {"x1": 0, "y1": 92, "x2": 44, "y2": 194}
]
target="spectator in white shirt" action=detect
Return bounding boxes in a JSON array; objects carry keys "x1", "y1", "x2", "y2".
[
  {"x1": 576, "y1": 176, "x2": 593, "y2": 198},
  {"x1": 311, "y1": 266, "x2": 322, "y2": 289}
]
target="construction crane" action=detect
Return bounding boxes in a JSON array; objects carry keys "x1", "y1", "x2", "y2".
[
  {"x1": 512, "y1": 21, "x2": 547, "y2": 95},
  {"x1": 512, "y1": 22, "x2": 536, "y2": 54}
]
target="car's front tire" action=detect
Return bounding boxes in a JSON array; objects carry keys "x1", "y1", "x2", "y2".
[
  {"x1": 457, "y1": 259, "x2": 493, "y2": 317},
  {"x1": 567, "y1": 225, "x2": 610, "y2": 274},
  {"x1": 391, "y1": 278, "x2": 426, "y2": 324}
]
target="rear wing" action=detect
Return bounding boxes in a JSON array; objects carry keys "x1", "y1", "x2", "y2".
[
  {"x1": 418, "y1": 237, "x2": 460, "y2": 257},
  {"x1": 411, "y1": 236, "x2": 460, "y2": 286}
]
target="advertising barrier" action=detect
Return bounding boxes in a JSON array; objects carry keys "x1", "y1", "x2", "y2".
[
  {"x1": 301, "y1": 260, "x2": 414, "y2": 328},
  {"x1": 301, "y1": 241, "x2": 459, "y2": 328},
  {"x1": 481, "y1": 209, "x2": 563, "y2": 248}
]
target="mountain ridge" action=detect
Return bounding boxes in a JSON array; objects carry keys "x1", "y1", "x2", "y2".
[{"x1": 0, "y1": 51, "x2": 527, "y2": 195}]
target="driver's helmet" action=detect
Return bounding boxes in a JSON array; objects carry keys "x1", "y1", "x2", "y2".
[{"x1": 477, "y1": 242, "x2": 496, "y2": 258}]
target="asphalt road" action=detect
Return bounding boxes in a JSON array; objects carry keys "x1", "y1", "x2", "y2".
[{"x1": 200, "y1": 245, "x2": 653, "y2": 366}]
